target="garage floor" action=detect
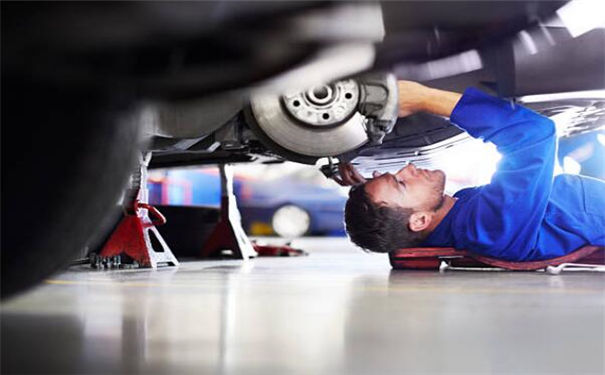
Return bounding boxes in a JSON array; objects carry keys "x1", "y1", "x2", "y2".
[{"x1": 2, "y1": 237, "x2": 604, "y2": 374}]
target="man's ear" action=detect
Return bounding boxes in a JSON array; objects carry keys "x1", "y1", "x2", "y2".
[{"x1": 408, "y1": 211, "x2": 432, "y2": 232}]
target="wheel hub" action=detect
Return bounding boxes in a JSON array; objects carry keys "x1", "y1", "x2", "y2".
[
  {"x1": 249, "y1": 73, "x2": 399, "y2": 160},
  {"x1": 250, "y1": 79, "x2": 367, "y2": 157},
  {"x1": 282, "y1": 80, "x2": 360, "y2": 128}
]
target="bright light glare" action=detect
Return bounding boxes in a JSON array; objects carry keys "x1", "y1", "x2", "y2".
[
  {"x1": 550, "y1": 109, "x2": 582, "y2": 137},
  {"x1": 437, "y1": 139, "x2": 501, "y2": 193},
  {"x1": 597, "y1": 133, "x2": 605, "y2": 146},
  {"x1": 519, "y1": 90, "x2": 605, "y2": 103},
  {"x1": 563, "y1": 156, "x2": 582, "y2": 174},
  {"x1": 557, "y1": 0, "x2": 605, "y2": 38},
  {"x1": 554, "y1": 161, "x2": 564, "y2": 176}
]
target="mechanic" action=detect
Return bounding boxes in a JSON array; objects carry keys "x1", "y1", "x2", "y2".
[{"x1": 336, "y1": 81, "x2": 605, "y2": 261}]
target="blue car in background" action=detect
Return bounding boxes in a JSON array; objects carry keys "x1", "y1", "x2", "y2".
[{"x1": 148, "y1": 166, "x2": 347, "y2": 237}]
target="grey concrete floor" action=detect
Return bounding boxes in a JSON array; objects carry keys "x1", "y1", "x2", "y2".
[{"x1": 1, "y1": 237, "x2": 604, "y2": 375}]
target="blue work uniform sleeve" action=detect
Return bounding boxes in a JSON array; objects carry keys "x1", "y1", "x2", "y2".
[{"x1": 449, "y1": 88, "x2": 556, "y2": 260}]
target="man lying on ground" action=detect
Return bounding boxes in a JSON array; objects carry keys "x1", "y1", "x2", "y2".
[{"x1": 336, "y1": 81, "x2": 605, "y2": 261}]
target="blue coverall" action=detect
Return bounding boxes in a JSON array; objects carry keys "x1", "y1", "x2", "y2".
[{"x1": 422, "y1": 88, "x2": 605, "y2": 261}]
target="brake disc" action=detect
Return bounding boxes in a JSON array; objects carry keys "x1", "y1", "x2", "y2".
[{"x1": 249, "y1": 79, "x2": 369, "y2": 158}]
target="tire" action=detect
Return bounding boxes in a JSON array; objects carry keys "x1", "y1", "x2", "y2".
[
  {"x1": 271, "y1": 205, "x2": 311, "y2": 238},
  {"x1": 1, "y1": 79, "x2": 141, "y2": 298}
]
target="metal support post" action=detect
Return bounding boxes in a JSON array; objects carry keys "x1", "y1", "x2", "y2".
[
  {"x1": 200, "y1": 164, "x2": 257, "y2": 259},
  {"x1": 93, "y1": 153, "x2": 179, "y2": 268}
]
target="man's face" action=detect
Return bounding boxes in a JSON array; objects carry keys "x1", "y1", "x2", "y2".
[{"x1": 364, "y1": 163, "x2": 446, "y2": 212}]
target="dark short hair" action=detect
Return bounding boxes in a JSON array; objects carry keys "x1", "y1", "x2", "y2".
[{"x1": 344, "y1": 184, "x2": 425, "y2": 253}]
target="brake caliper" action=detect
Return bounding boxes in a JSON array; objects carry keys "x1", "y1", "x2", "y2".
[{"x1": 357, "y1": 72, "x2": 399, "y2": 146}]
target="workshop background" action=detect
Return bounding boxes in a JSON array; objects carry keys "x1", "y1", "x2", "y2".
[{"x1": 2, "y1": 1, "x2": 604, "y2": 374}]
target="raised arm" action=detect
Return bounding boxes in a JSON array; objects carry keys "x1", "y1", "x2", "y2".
[
  {"x1": 397, "y1": 81, "x2": 461, "y2": 118},
  {"x1": 448, "y1": 88, "x2": 556, "y2": 260}
]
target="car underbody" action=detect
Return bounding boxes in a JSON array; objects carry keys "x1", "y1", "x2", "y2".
[{"x1": 143, "y1": 2, "x2": 604, "y2": 174}]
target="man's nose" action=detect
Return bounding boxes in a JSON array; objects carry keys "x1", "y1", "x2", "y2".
[{"x1": 398, "y1": 163, "x2": 417, "y2": 177}]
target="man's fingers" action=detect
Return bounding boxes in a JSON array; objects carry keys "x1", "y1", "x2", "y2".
[
  {"x1": 335, "y1": 162, "x2": 366, "y2": 186},
  {"x1": 343, "y1": 163, "x2": 366, "y2": 184},
  {"x1": 338, "y1": 163, "x2": 355, "y2": 185},
  {"x1": 348, "y1": 164, "x2": 367, "y2": 183}
]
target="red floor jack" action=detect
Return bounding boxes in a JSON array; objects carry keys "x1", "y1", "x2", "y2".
[
  {"x1": 200, "y1": 164, "x2": 306, "y2": 259},
  {"x1": 92, "y1": 153, "x2": 179, "y2": 269}
]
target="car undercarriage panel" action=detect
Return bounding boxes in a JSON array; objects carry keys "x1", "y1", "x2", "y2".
[{"x1": 147, "y1": 1, "x2": 603, "y2": 171}]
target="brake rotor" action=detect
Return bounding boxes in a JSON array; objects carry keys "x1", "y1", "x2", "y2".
[{"x1": 249, "y1": 79, "x2": 368, "y2": 158}]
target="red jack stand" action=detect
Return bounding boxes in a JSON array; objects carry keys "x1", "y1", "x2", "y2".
[
  {"x1": 200, "y1": 164, "x2": 257, "y2": 259},
  {"x1": 93, "y1": 154, "x2": 179, "y2": 269},
  {"x1": 200, "y1": 164, "x2": 308, "y2": 259}
]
